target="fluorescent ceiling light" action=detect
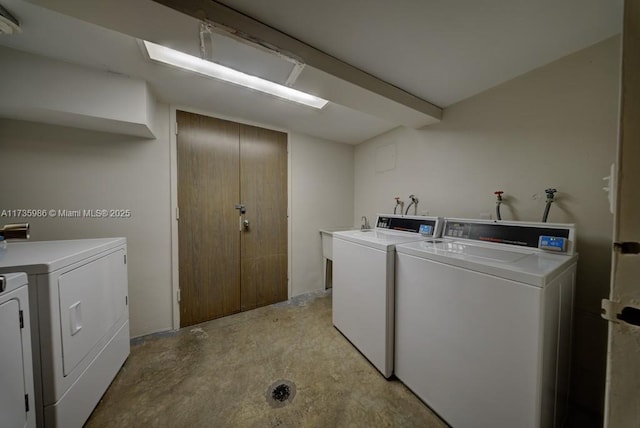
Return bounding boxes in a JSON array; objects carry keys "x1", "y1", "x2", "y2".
[{"x1": 143, "y1": 40, "x2": 328, "y2": 109}]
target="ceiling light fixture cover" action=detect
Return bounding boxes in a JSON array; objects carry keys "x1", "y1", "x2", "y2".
[
  {"x1": 0, "y1": 4, "x2": 21, "y2": 34},
  {"x1": 143, "y1": 40, "x2": 328, "y2": 109}
]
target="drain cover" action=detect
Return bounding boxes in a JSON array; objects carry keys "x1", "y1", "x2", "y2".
[
  {"x1": 272, "y1": 384, "x2": 290, "y2": 402},
  {"x1": 266, "y1": 380, "x2": 296, "y2": 408}
]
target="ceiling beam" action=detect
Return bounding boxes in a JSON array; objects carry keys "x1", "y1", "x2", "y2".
[
  {"x1": 24, "y1": 0, "x2": 441, "y2": 127},
  {"x1": 151, "y1": 0, "x2": 442, "y2": 122}
]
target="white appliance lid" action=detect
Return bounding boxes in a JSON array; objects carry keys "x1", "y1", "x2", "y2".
[
  {"x1": 396, "y1": 239, "x2": 577, "y2": 287},
  {"x1": 333, "y1": 229, "x2": 425, "y2": 251},
  {"x1": 0, "y1": 238, "x2": 126, "y2": 274}
]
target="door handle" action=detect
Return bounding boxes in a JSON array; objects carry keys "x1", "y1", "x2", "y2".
[
  {"x1": 243, "y1": 219, "x2": 250, "y2": 229},
  {"x1": 69, "y1": 301, "x2": 82, "y2": 336}
]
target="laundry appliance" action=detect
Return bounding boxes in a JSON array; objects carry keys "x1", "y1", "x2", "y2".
[
  {"x1": 332, "y1": 214, "x2": 442, "y2": 377},
  {"x1": 395, "y1": 219, "x2": 577, "y2": 428},
  {"x1": 0, "y1": 272, "x2": 35, "y2": 428},
  {"x1": 0, "y1": 238, "x2": 129, "y2": 427}
]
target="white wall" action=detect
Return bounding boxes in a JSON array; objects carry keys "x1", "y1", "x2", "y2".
[
  {"x1": 289, "y1": 132, "x2": 354, "y2": 296},
  {"x1": 0, "y1": 113, "x2": 354, "y2": 338},
  {"x1": 0, "y1": 103, "x2": 173, "y2": 337},
  {"x1": 0, "y1": 53, "x2": 355, "y2": 338},
  {"x1": 0, "y1": 46, "x2": 155, "y2": 138},
  {"x1": 354, "y1": 35, "x2": 620, "y2": 422}
]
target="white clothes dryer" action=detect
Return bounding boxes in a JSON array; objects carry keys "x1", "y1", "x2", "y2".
[
  {"x1": 0, "y1": 238, "x2": 129, "y2": 427},
  {"x1": 332, "y1": 214, "x2": 442, "y2": 378}
]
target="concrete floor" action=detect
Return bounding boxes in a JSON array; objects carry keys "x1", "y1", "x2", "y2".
[{"x1": 87, "y1": 290, "x2": 447, "y2": 427}]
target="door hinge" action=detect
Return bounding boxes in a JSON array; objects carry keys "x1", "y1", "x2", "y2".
[
  {"x1": 613, "y1": 241, "x2": 640, "y2": 254},
  {"x1": 175, "y1": 121, "x2": 179, "y2": 135},
  {"x1": 19, "y1": 310, "x2": 24, "y2": 329},
  {"x1": 177, "y1": 289, "x2": 181, "y2": 303},
  {"x1": 602, "y1": 299, "x2": 640, "y2": 327},
  {"x1": 176, "y1": 207, "x2": 180, "y2": 220},
  {"x1": 125, "y1": 296, "x2": 128, "y2": 306},
  {"x1": 25, "y1": 394, "x2": 29, "y2": 412},
  {"x1": 124, "y1": 254, "x2": 127, "y2": 265}
]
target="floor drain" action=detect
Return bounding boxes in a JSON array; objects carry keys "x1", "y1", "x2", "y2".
[
  {"x1": 266, "y1": 380, "x2": 296, "y2": 408},
  {"x1": 272, "y1": 384, "x2": 290, "y2": 402}
]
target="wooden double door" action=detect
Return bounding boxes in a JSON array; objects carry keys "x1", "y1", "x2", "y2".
[{"x1": 177, "y1": 111, "x2": 288, "y2": 327}]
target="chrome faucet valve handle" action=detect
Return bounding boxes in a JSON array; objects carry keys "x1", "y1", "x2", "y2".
[
  {"x1": 394, "y1": 196, "x2": 404, "y2": 215},
  {"x1": 494, "y1": 191, "x2": 505, "y2": 220},
  {"x1": 544, "y1": 188, "x2": 557, "y2": 201},
  {"x1": 0, "y1": 223, "x2": 30, "y2": 240},
  {"x1": 541, "y1": 188, "x2": 557, "y2": 222},
  {"x1": 405, "y1": 194, "x2": 419, "y2": 216}
]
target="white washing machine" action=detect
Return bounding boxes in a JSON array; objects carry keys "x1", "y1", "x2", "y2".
[
  {"x1": 0, "y1": 238, "x2": 129, "y2": 427},
  {"x1": 332, "y1": 214, "x2": 442, "y2": 378},
  {"x1": 0, "y1": 272, "x2": 35, "y2": 428},
  {"x1": 395, "y1": 219, "x2": 577, "y2": 428}
]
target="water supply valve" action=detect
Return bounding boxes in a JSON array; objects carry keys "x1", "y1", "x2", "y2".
[
  {"x1": 393, "y1": 197, "x2": 405, "y2": 215},
  {"x1": 0, "y1": 223, "x2": 30, "y2": 240},
  {"x1": 541, "y1": 188, "x2": 557, "y2": 222},
  {"x1": 544, "y1": 188, "x2": 557, "y2": 202},
  {"x1": 494, "y1": 191, "x2": 504, "y2": 220}
]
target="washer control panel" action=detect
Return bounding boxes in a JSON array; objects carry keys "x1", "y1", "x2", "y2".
[
  {"x1": 443, "y1": 220, "x2": 573, "y2": 253},
  {"x1": 376, "y1": 215, "x2": 441, "y2": 237},
  {"x1": 419, "y1": 224, "x2": 433, "y2": 235},
  {"x1": 538, "y1": 236, "x2": 567, "y2": 252}
]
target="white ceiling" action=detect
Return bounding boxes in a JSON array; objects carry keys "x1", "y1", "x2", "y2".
[
  {"x1": 219, "y1": 0, "x2": 623, "y2": 107},
  {"x1": 0, "y1": 0, "x2": 623, "y2": 143}
]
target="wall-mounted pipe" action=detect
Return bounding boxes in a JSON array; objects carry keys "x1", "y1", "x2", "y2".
[
  {"x1": 393, "y1": 197, "x2": 404, "y2": 215},
  {"x1": 0, "y1": 223, "x2": 29, "y2": 240},
  {"x1": 494, "y1": 191, "x2": 504, "y2": 220},
  {"x1": 405, "y1": 194, "x2": 419, "y2": 215},
  {"x1": 542, "y1": 188, "x2": 557, "y2": 222}
]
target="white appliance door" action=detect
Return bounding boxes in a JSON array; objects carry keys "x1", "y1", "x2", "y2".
[
  {"x1": 603, "y1": 2, "x2": 640, "y2": 425},
  {"x1": 395, "y1": 253, "x2": 541, "y2": 428},
  {"x1": 0, "y1": 298, "x2": 29, "y2": 428},
  {"x1": 333, "y1": 238, "x2": 394, "y2": 377},
  {"x1": 58, "y1": 249, "x2": 127, "y2": 376}
]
